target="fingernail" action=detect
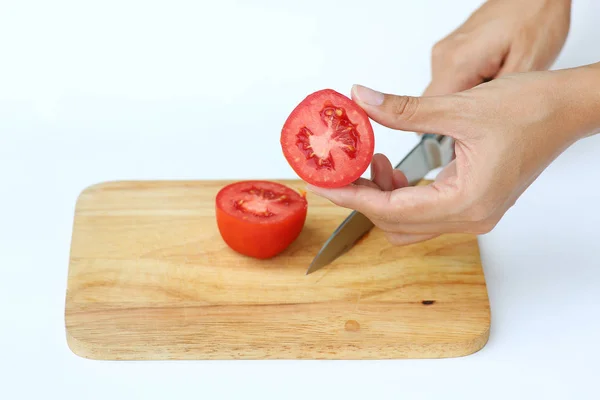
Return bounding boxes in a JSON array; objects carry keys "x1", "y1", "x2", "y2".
[{"x1": 353, "y1": 84, "x2": 384, "y2": 106}]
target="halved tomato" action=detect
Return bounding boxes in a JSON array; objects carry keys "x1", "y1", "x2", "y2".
[
  {"x1": 215, "y1": 180, "x2": 308, "y2": 259},
  {"x1": 280, "y1": 89, "x2": 375, "y2": 188}
]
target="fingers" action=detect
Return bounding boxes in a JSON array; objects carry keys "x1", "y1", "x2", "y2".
[
  {"x1": 386, "y1": 183, "x2": 460, "y2": 224},
  {"x1": 306, "y1": 180, "x2": 461, "y2": 248},
  {"x1": 353, "y1": 154, "x2": 409, "y2": 191},
  {"x1": 494, "y1": 38, "x2": 557, "y2": 78},
  {"x1": 307, "y1": 171, "x2": 491, "y2": 247},
  {"x1": 351, "y1": 85, "x2": 465, "y2": 138},
  {"x1": 424, "y1": 33, "x2": 507, "y2": 97},
  {"x1": 371, "y1": 154, "x2": 409, "y2": 191},
  {"x1": 306, "y1": 183, "x2": 391, "y2": 218},
  {"x1": 385, "y1": 232, "x2": 440, "y2": 246},
  {"x1": 306, "y1": 181, "x2": 459, "y2": 226},
  {"x1": 352, "y1": 177, "x2": 380, "y2": 190},
  {"x1": 370, "y1": 153, "x2": 394, "y2": 191},
  {"x1": 392, "y1": 169, "x2": 409, "y2": 189},
  {"x1": 309, "y1": 153, "x2": 460, "y2": 248}
]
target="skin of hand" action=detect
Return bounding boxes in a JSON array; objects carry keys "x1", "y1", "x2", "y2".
[
  {"x1": 424, "y1": 0, "x2": 572, "y2": 96},
  {"x1": 306, "y1": 64, "x2": 600, "y2": 246}
]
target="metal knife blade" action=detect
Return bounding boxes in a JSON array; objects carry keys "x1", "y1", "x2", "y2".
[{"x1": 305, "y1": 134, "x2": 454, "y2": 275}]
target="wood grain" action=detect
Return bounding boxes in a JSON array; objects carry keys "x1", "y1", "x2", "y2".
[{"x1": 65, "y1": 180, "x2": 490, "y2": 360}]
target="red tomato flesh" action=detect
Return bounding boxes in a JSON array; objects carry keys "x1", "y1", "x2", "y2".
[
  {"x1": 215, "y1": 180, "x2": 308, "y2": 259},
  {"x1": 280, "y1": 89, "x2": 375, "y2": 188}
]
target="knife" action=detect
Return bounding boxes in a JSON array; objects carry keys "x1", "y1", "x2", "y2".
[{"x1": 305, "y1": 133, "x2": 455, "y2": 275}]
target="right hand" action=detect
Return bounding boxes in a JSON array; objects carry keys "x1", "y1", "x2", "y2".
[{"x1": 424, "y1": 0, "x2": 572, "y2": 96}]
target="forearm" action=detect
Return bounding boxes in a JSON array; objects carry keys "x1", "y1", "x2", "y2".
[{"x1": 549, "y1": 62, "x2": 600, "y2": 142}]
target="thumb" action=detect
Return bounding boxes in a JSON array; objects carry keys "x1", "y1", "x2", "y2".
[{"x1": 351, "y1": 84, "x2": 464, "y2": 137}]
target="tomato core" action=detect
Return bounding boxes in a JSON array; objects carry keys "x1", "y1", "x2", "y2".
[
  {"x1": 295, "y1": 103, "x2": 360, "y2": 172},
  {"x1": 232, "y1": 186, "x2": 290, "y2": 218}
]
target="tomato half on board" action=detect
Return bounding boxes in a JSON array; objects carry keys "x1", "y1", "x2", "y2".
[
  {"x1": 215, "y1": 180, "x2": 308, "y2": 259},
  {"x1": 280, "y1": 89, "x2": 375, "y2": 188}
]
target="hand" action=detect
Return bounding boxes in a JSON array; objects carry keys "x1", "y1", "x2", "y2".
[
  {"x1": 425, "y1": 0, "x2": 572, "y2": 96},
  {"x1": 306, "y1": 64, "x2": 600, "y2": 246}
]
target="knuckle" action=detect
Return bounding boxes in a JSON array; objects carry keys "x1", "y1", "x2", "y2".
[
  {"x1": 330, "y1": 197, "x2": 356, "y2": 212},
  {"x1": 385, "y1": 232, "x2": 404, "y2": 246},
  {"x1": 461, "y1": 201, "x2": 499, "y2": 234},
  {"x1": 431, "y1": 40, "x2": 449, "y2": 61},
  {"x1": 391, "y1": 96, "x2": 420, "y2": 122},
  {"x1": 470, "y1": 217, "x2": 498, "y2": 235},
  {"x1": 464, "y1": 204, "x2": 491, "y2": 224},
  {"x1": 431, "y1": 35, "x2": 467, "y2": 69},
  {"x1": 327, "y1": 197, "x2": 345, "y2": 208},
  {"x1": 431, "y1": 37, "x2": 455, "y2": 62},
  {"x1": 453, "y1": 187, "x2": 500, "y2": 234}
]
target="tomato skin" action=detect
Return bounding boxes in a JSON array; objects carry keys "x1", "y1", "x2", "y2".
[
  {"x1": 215, "y1": 181, "x2": 308, "y2": 259},
  {"x1": 281, "y1": 89, "x2": 375, "y2": 188}
]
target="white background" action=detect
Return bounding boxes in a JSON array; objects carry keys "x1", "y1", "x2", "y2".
[{"x1": 2, "y1": 0, "x2": 600, "y2": 399}]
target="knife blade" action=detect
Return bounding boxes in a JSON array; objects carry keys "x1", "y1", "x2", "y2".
[{"x1": 305, "y1": 133, "x2": 454, "y2": 275}]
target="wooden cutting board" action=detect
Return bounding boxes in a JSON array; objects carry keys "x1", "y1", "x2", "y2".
[{"x1": 65, "y1": 180, "x2": 490, "y2": 360}]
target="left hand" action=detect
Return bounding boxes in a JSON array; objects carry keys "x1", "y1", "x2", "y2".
[{"x1": 306, "y1": 65, "x2": 600, "y2": 246}]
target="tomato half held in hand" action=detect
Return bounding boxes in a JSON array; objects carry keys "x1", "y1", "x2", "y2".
[
  {"x1": 280, "y1": 89, "x2": 375, "y2": 188},
  {"x1": 215, "y1": 181, "x2": 308, "y2": 259}
]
